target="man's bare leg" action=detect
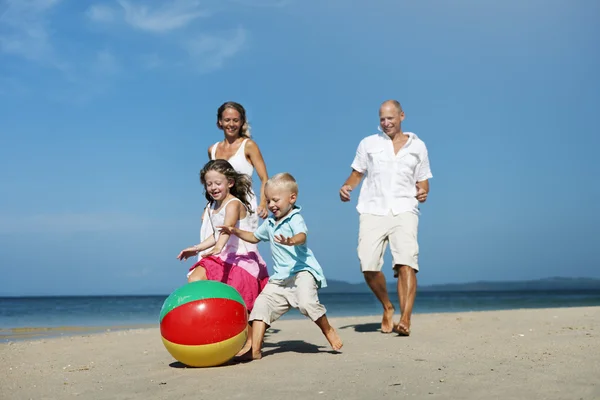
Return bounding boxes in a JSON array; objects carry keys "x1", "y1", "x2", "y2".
[
  {"x1": 314, "y1": 315, "x2": 343, "y2": 351},
  {"x1": 394, "y1": 265, "x2": 417, "y2": 336},
  {"x1": 363, "y1": 271, "x2": 395, "y2": 333}
]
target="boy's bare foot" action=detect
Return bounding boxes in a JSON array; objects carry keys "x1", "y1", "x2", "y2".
[
  {"x1": 234, "y1": 347, "x2": 262, "y2": 362},
  {"x1": 381, "y1": 305, "x2": 395, "y2": 333},
  {"x1": 393, "y1": 321, "x2": 411, "y2": 336},
  {"x1": 324, "y1": 327, "x2": 343, "y2": 351},
  {"x1": 235, "y1": 338, "x2": 252, "y2": 357}
]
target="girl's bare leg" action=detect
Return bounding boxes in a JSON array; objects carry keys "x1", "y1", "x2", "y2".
[{"x1": 187, "y1": 266, "x2": 207, "y2": 283}]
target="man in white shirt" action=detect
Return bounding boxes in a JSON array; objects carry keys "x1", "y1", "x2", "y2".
[{"x1": 339, "y1": 100, "x2": 432, "y2": 336}]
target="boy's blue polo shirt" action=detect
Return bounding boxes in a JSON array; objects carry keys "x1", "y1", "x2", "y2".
[{"x1": 253, "y1": 206, "x2": 327, "y2": 288}]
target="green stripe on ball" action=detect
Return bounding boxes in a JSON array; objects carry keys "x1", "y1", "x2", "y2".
[{"x1": 159, "y1": 280, "x2": 246, "y2": 323}]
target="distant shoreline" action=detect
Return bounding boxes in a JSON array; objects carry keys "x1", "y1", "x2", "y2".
[{"x1": 2, "y1": 276, "x2": 599, "y2": 297}]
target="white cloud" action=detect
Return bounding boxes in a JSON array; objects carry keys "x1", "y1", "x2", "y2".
[
  {"x1": 0, "y1": 0, "x2": 65, "y2": 68},
  {"x1": 86, "y1": 2, "x2": 247, "y2": 73},
  {"x1": 2, "y1": 0, "x2": 273, "y2": 98},
  {"x1": 185, "y1": 27, "x2": 247, "y2": 72},
  {"x1": 85, "y1": 4, "x2": 116, "y2": 23},
  {"x1": 87, "y1": 0, "x2": 211, "y2": 33}
]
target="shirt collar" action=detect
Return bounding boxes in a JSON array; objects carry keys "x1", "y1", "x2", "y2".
[
  {"x1": 379, "y1": 131, "x2": 415, "y2": 143},
  {"x1": 267, "y1": 205, "x2": 302, "y2": 226}
]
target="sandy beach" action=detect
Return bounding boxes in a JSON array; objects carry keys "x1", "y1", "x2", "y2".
[{"x1": 1, "y1": 306, "x2": 598, "y2": 400}]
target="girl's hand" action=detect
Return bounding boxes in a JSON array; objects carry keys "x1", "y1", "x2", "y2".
[
  {"x1": 274, "y1": 234, "x2": 295, "y2": 246},
  {"x1": 202, "y1": 246, "x2": 223, "y2": 257},
  {"x1": 256, "y1": 204, "x2": 268, "y2": 219},
  {"x1": 177, "y1": 247, "x2": 199, "y2": 261}
]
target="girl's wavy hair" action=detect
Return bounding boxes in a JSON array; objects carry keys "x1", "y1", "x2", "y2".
[
  {"x1": 216, "y1": 101, "x2": 251, "y2": 138},
  {"x1": 199, "y1": 159, "x2": 254, "y2": 212}
]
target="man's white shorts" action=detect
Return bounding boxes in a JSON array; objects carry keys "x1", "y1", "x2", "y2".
[
  {"x1": 357, "y1": 212, "x2": 419, "y2": 275},
  {"x1": 249, "y1": 271, "x2": 326, "y2": 326}
]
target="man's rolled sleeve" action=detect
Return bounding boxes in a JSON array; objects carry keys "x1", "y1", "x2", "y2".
[
  {"x1": 416, "y1": 149, "x2": 433, "y2": 182},
  {"x1": 350, "y1": 139, "x2": 368, "y2": 173}
]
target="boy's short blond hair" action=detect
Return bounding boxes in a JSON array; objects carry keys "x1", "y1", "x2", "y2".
[{"x1": 265, "y1": 172, "x2": 298, "y2": 194}]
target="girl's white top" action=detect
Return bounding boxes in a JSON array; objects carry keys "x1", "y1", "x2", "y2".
[{"x1": 199, "y1": 138, "x2": 259, "y2": 257}]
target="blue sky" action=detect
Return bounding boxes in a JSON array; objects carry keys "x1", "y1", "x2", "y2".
[{"x1": 1, "y1": 0, "x2": 599, "y2": 296}]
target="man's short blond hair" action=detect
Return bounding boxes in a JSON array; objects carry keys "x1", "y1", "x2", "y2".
[
  {"x1": 381, "y1": 99, "x2": 403, "y2": 112},
  {"x1": 265, "y1": 172, "x2": 298, "y2": 194}
]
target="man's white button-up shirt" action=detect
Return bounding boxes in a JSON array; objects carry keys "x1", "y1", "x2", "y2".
[{"x1": 351, "y1": 132, "x2": 433, "y2": 216}]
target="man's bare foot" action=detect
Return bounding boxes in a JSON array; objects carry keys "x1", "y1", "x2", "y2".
[
  {"x1": 393, "y1": 321, "x2": 410, "y2": 336},
  {"x1": 381, "y1": 305, "x2": 395, "y2": 333},
  {"x1": 324, "y1": 327, "x2": 343, "y2": 351}
]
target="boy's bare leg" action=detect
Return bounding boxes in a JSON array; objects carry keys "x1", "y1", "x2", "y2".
[
  {"x1": 314, "y1": 314, "x2": 343, "y2": 351},
  {"x1": 235, "y1": 321, "x2": 252, "y2": 357},
  {"x1": 238, "y1": 320, "x2": 267, "y2": 361},
  {"x1": 363, "y1": 271, "x2": 395, "y2": 333},
  {"x1": 250, "y1": 320, "x2": 266, "y2": 359}
]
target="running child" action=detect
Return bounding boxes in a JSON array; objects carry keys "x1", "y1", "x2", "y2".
[
  {"x1": 218, "y1": 172, "x2": 343, "y2": 360},
  {"x1": 177, "y1": 160, "x2": 270, "y2": 353}
]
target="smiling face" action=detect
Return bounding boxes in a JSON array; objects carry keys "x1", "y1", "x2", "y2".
[
  {"x1": 379, "y1": 102, "x2": 405, "y2": 136},
  {"x1": 265, "y1": 186, "x2": 297, "y2": 220},
  {"x1": 218, "y1": 108, "x2": 243, "y2": 139},
  {"x1": 204, "y1": 170, "x2": 232, "y2": 202}
]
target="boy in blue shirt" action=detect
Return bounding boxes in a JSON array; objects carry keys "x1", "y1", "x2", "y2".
[{"x1": 218, "y1": 172, "x2": 343, "y2": 360}]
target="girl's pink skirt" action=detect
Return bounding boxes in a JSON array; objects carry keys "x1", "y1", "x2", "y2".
[{"x1": 189, "y1": 254, "x2": 269, "y2": 312}]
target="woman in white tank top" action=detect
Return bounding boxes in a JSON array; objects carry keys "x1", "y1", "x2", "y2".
[{"x1": 200, "y1": 102, "x2": 269, "y2": 252}]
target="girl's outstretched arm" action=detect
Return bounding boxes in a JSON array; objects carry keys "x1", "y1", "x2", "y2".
[
  {"x1": 177, "y1": 235, "x2": 217, "y2": 260},
  {"x1": 217, "y1": 226, "x2": 261, "y2": 244}
]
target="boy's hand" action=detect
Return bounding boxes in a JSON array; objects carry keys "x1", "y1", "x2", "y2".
[
  {"x1": 177, "y1": 247, "x2": 198, "y2": 261},
  {"x1": 217, "y1": 225, "x2": 237, "y2": 236},
  {"x1": 274, "y1": 234, "x2": 296, "y2": 246}
]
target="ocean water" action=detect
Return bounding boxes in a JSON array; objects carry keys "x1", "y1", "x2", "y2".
[{"x1": 2, "y1": 290, "x2": 600, "y2": 335}]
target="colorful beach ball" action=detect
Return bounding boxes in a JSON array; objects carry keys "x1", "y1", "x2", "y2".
[{"x1": 159, "y1": 280, "x2": 248, "y2": 367}]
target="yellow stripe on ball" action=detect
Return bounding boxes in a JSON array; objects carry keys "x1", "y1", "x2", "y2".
[{"x1": 161, "y1": 328, "x2": 247, "y2": 367}]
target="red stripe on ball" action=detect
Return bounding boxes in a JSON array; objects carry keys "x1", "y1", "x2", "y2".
[{"x1": 160, "y1": 298, "x2": 248, "y2": 345}]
